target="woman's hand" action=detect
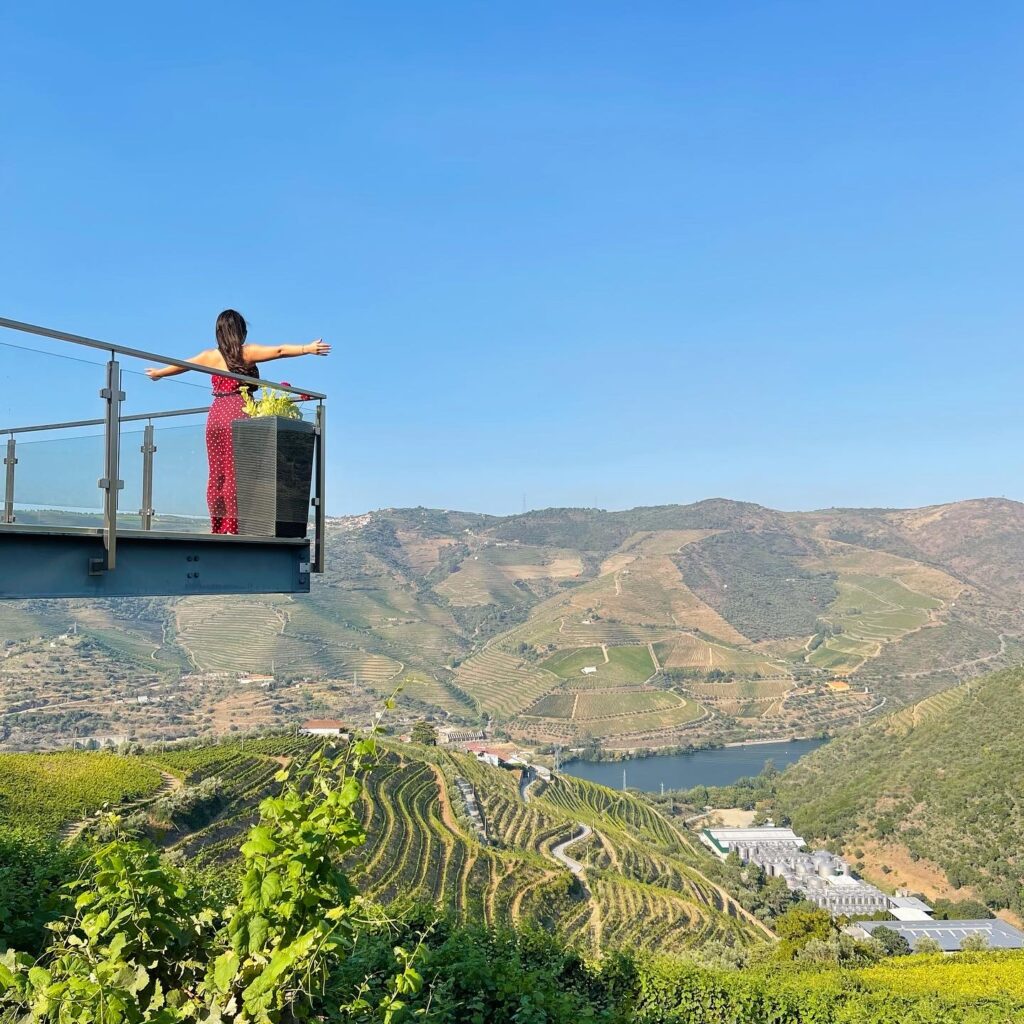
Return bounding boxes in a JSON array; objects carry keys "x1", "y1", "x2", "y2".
[
  {"x1": 306, "y1": 339, "x2": 330, "y2": 356},
  {"x1": 145, "y1": 368, "x2": 161, "y2": 380}
]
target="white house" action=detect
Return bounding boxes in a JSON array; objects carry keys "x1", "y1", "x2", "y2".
[
  {"x1": 300, "y1": 719, "x2": 348, "y2": 737},
  {"x1": 581, "y1": 666, "x2": 598, "y2": 675}
]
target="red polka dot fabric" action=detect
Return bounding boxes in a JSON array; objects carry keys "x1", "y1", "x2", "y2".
[{"x1": 206, "y1": 374, "x2": 255, "y2": 534}]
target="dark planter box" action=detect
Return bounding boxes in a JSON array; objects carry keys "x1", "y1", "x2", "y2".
[{"x1": 232, "y1": 416, "x2": 316, "y2": 538}]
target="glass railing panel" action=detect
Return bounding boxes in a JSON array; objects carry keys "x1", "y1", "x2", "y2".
[
  {"x1": 8, "y1": 431, "x2": 105, "y2": 527},
  {"x1": 145, "y1": 420, "x2": 211, "y2": 530}
]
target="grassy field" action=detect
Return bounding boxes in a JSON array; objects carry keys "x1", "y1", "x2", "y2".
[
  {"x1": 655, "y1": 634, "x2": 787, "y2": 676},
  {"x1": 574, "y1": 690, "x2": 681, "y2": 717},
  {"x1": 520, "y1": 692, "x2": 704, "y2": 741},
  {"x1": 542, "y1": 645, "x2": 655, "y2": 685},
  {"x1": 526, "y1": 689, "x2": 691, "y2": 720},
  {"x1": 574, "y1": 701, "x2": 704, "y2": 739},
  {"x1": 528, "y1": 692, "x2": 578, "y2": 718},
  {"x1": 0, "y1": 752, "x2": 163, "y2": 838}
]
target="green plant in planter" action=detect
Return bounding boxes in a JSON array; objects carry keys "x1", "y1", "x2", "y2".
[{"x1": 243, "y1": 386, "x2": 303, "y2": 420}]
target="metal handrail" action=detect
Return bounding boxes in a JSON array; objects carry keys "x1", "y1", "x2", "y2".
[
  {"x1": 1, "y1": 406, "x2": 213, "y2": 436},
  {"x1": 0, "y1": 316, "x2": 326, "y2": 400}
]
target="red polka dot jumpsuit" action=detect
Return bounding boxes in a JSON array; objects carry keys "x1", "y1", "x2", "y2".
[{"x1": 207, "y1": 372, "x2": 256, "y2": 534}]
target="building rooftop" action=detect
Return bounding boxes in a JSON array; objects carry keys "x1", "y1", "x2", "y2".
[
  {"x1": 890, "y1": 896, "x2": 934, "y2": 912},
  {"x1": 301, "y1": 719, "x2": 346, "y2": 730},
  {"x1": 889, "y1": 896, "x2": 934, "y2": 920},
  {"x1": 705, "y1": 826, "x2": 805, "y2": 847},
  {"x1": 854, "y1": 919, "x2": 1024, "y2": 951}
]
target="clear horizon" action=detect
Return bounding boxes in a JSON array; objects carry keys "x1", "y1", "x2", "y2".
[
  {"x1": 337, "y1": 492, "x2": 1020, "y2": 519},
  {"x1": 3, "y1": 2, "x2": 1023, "y2": 517}
]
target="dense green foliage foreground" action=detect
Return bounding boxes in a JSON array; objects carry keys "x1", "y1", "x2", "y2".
[{"x1": 3, "y1": 738, "x2": 1024, "y2": 1022}]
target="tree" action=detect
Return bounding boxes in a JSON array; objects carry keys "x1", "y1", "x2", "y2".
[
  {"x1": 411, "y1": 721, "x2": 438, "y2": 746},
  {"x1": 914, "y1": 936, "x2": 942, "y2": 954},
  {"x1": 774, "y1": 905, "x2": 835, "y2": 959},
  {"x1": 870, "y1": 926, "x2": 912, "y2": 957},
  {"x1": 960, "y1": 932, "x2": 990, "y2": 952}
]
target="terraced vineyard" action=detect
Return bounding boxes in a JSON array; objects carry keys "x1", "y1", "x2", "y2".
[
  {"x1": 174, "y1": 599, "x2": 406, "y2": 683},
  {"x1": 453, "y1": 647, "x2": 558, "y2": 718},
  {"x1": 143, "y1": 738, "x2": 310, "y2": 863},
  {"x1": 138, "y1": 737, "x2": 765, "y2": 956},
  {"x1": 519, "y1": 691, "x2": 704, "y2": 744},
  {"x1": 655, "y1": 633, "x2": 787, "y2": 676},
  {"x1": 0, "y1": 730, "x2": 777, "y2": 955}
]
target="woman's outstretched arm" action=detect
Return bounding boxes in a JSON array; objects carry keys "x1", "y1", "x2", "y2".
[
  {"x1": 243, "y1": 339, "x2": 331, "y2": 362},
  {"x1": 145, "y1": 349, "x2": 218, "y2": 379}
]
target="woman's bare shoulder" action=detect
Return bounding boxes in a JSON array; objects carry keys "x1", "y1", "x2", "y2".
[{"x1": 191, "y1": 348, "x2": 224, "y2": 367}]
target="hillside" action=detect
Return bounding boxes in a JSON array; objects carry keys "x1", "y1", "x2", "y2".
[
  {"x1": 5, "y1": 739, "x2": 1024, "y2": 1024},
  {"x1": 4, "y1": 497, "x2": 1024, "y2": 751},
  {"x1": 4, "y1": 738, "x2": 767, "y2": 958},
  {"x1": 770, "y1": 664, "x2": 1024, "y2": 920}
]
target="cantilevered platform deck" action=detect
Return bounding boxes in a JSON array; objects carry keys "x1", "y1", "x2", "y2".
[
  {"x1": 0, "y1": 316, "x2": 327, "y2": 600},
  {"x1": 0, "y1": 525, "x2": 310, "y2": 599}
]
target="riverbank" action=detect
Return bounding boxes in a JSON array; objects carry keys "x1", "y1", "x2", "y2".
[
  {"x1": 560, "y1": 738, "x2": 827, "y2": 793},
  {"x1": 723, "y1": 735, "x2": 821, "y2": 748}
]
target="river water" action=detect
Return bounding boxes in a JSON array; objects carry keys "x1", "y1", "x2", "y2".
[{"x1": 560, "y1": 738, "x2": 826, "y2": 793}]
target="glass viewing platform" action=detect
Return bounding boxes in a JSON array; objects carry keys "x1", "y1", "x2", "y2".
[{"x1": 0, "y1": 317, "x2": 326, "y2": 599}]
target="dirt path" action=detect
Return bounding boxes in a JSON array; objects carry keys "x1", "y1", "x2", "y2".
[
  {"x1": 485, "y1": 860, "x2": 514, "y2": 925},
  {"x1": 600, "y1": 644, "x2": 610, "y2": 664},
  {"x1": 648, "y1": 642, "x2": 661, "y2": 672},
  {"x1": 430, "y1": 764, "x2": 470, "y2": 839}
]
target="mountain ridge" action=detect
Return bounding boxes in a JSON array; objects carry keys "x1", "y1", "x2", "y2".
[{"x1": 3, "y1": 496, "x2": 1024, "y2": 751}]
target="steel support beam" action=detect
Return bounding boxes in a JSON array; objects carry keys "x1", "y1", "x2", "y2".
[
  {"x1": 98, "y1": 358, "x2": 124, "y2": 570},
  {"x1": 0, "y1": 527, "x2": 311, "y2": 599},
  {"x1": 312, "y1": 403, "x2": 326, "y2": 573},
  {"x1": 3, "y1": 438, "x2": 15, "y2": 524},
  {"x1": 139, "y1": 424, "x2": 156, "y2": 530}
]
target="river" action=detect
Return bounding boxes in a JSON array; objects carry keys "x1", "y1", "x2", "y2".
[{"x1": 560, "y1": 738, "x2": 826, "y2": 792}]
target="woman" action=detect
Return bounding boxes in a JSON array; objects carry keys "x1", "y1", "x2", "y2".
[{"x1": 147, "y1": 309, "x2": 330, "y2": 534}]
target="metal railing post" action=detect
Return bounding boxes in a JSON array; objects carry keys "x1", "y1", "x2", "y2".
[
  {"x1": 3, "y1": 437, "x2": 16, "y2": 524},
  {"x1": 139, "y1": 422, "x2": 156, "y2": 530},
  {"x1": 312, "y1": 402, "x2": 326, "y2": 573},
  {"x1": 98, "y1": 358, "x2": 124, "y2": 570}
]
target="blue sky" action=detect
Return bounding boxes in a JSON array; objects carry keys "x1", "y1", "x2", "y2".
[{"x1": 2, "y1": 2, "x2": 1023, "y2": 516}]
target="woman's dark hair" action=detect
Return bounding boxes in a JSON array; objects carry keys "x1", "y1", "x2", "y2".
[{"x1": 215, "y1": 309, "x2": 252, "y2": 375}]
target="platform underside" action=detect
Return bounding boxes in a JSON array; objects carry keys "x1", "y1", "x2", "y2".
[{"x1": 0, "y1": 525, "x2": 310, "y2": 598}]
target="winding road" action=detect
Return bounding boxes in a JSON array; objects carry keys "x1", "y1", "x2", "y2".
[{"x1": 551, "y1": 823, "x2": 592, "y2": 878}]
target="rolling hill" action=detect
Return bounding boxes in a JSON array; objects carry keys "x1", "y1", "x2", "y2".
[
  {"x1": 770, "y1": 663, "x2": 1024, "y2": 922},
  {"x1": 3, "y1": 497, "x2": 1024, "y2": 751},
  {"x1": 7, "y1": 737, "x2": 1024, "y2": 1023}
]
